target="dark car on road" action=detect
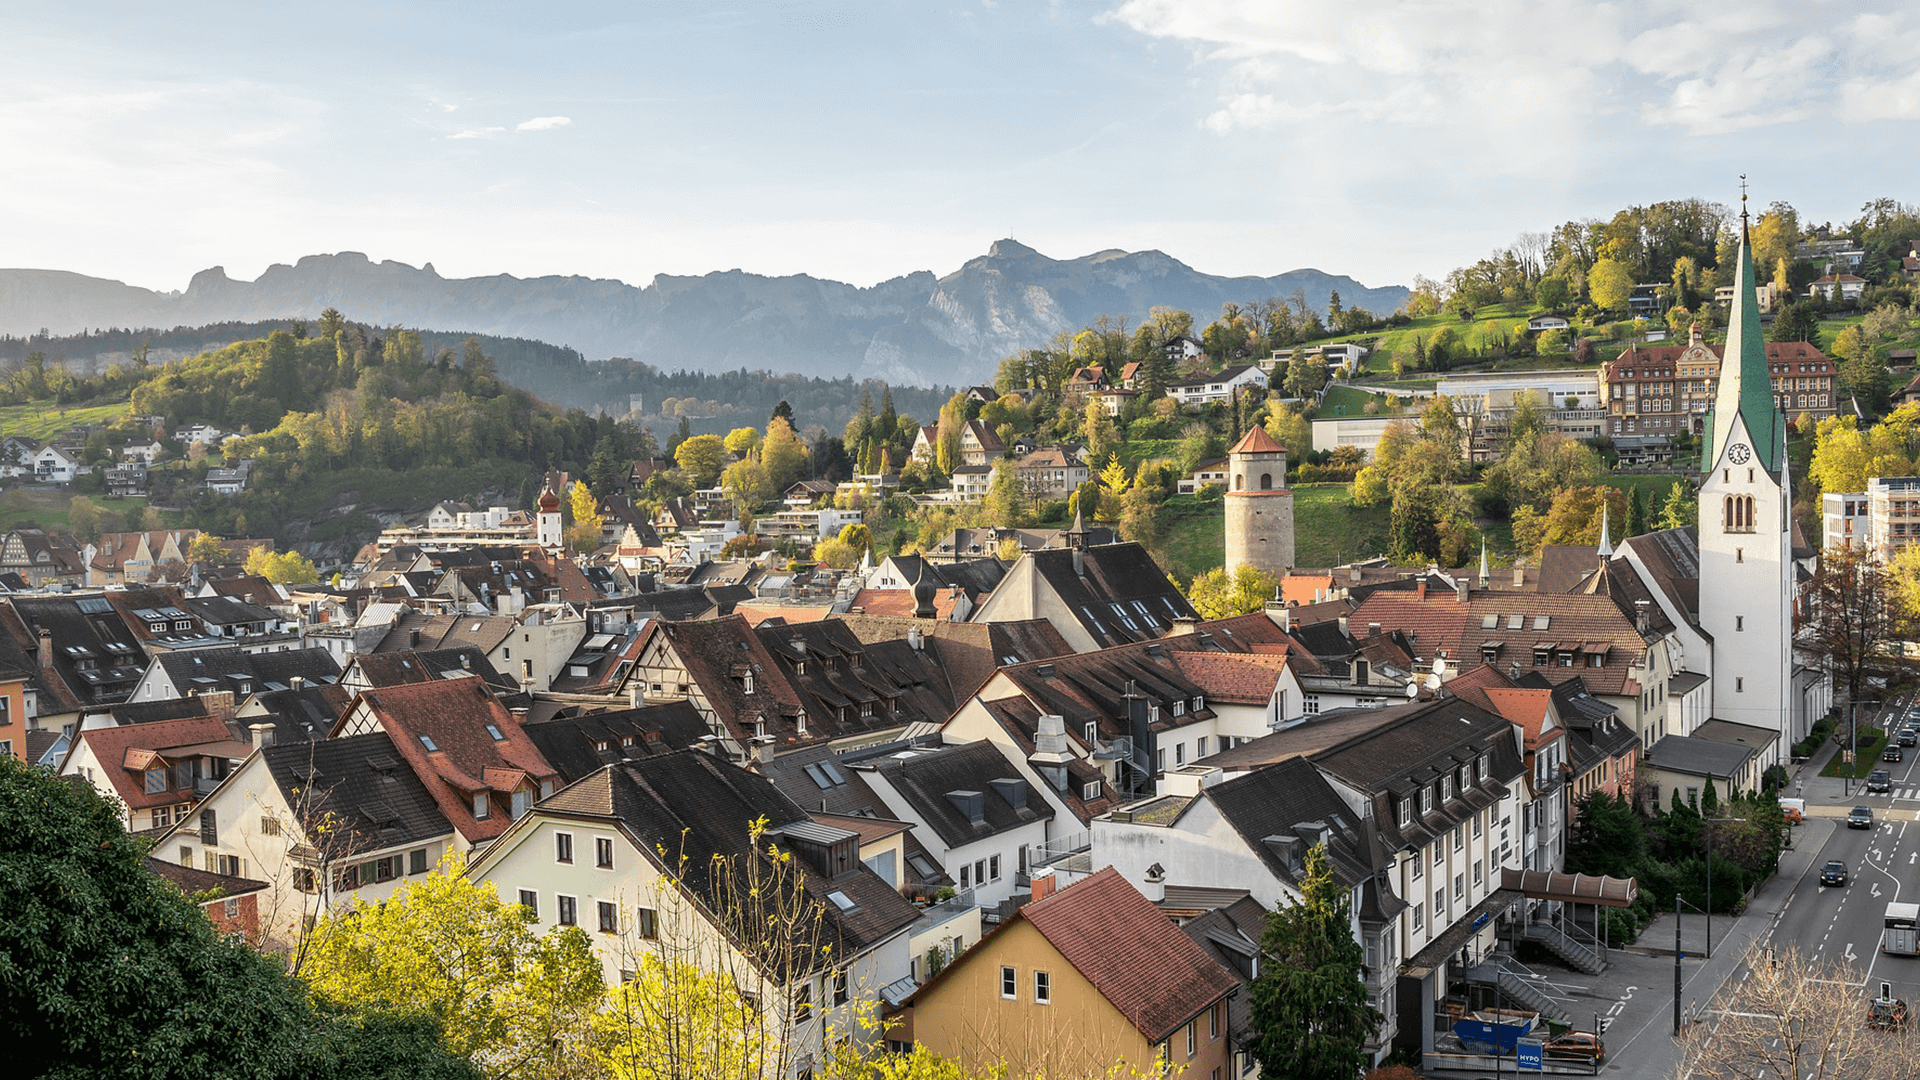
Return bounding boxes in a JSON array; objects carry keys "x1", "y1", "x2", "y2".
[
  {"x1": 1887, "y1": 746, "x2": 1904, "y2": 763},
  {"x1": 1869, "y1": 770, "x2": 1893, "y2": 793},
  {"x1": 1850, "y1": 806, "x2": 1876, "y2": 829},
  {"x1": 1821, "y1": 860, "x2": 1849, "y2": 886},
  {"x1": 1869, "y1": 997, "x2": 1910, "y2": 1030}
]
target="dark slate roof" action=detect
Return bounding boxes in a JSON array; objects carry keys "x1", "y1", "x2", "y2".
[
  {"x1": 1645, "y1": 733, "x2": 1758, "y2": 779},
  {"x1": 1198, "y1": 756, "x2": 1386, "y2": 898},
  {"x1": 103, "y1": 697, "x2": 220, "y2": 726},
  {"x1": 758, "y1": 740, "x2": 955, "y2": 892},
  {"x1": 647, "y1": 615, "x2": 809, "y2": 743},
  {"x1": 244, "y1": 683, "x2": 353, "y2": 742},
  {"x1": 522, "y1": 701, "x2": 711, "y2": 783},
  {"x1": 1620, "y1": 526, "x2": 1701, "y2": 628},
  {"x1": 1308, "y1": 697, "x2": 1525, "y2": 853},
  {"x1": 153, "y1": 647, "x2": 340, "y2": 697},
  {"x1": 858, "y1": 741, "x2": 1052, "y2": 849},
  {"x1": 4, "y1": 594, "x2": 149, "y2": 709},
  {"x1": 539, "y1": 751, "x2": 919, "y2": 970},
  {"x1": 261, "y1": 730, "x2": 453, "y2": 854},
  {"x1": 1537, "y1": 546, "x2": 1602, "y2": 594},
  {"x1": 1024, "y1": 543, "x2": 1199, "y2": 647},
  {"x1": 180, "y1": 592, "x2": 277, "y2": 627},
  {"x1": 756, "y1": 620, "x2": 957, "y2": 736},
  {"x1": 349, "y1": 647, "x2": 516, "y2": 694},
  {"x1": 626, "y1": 588, "x2": 717, "y2": 622},
  {"x1": 374, "y1": 613, "x2": 517, "y2": 655},
  {"x1": 827, "y1": 615, "x2": 1074, "y2": 705}
]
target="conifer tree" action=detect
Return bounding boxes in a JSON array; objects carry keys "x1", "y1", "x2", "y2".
[{"x1": 1248, "y1": 844, "x2": 1380, "y2": 1080}]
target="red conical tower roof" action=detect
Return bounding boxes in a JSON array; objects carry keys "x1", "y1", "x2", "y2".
[{"x1": 1228, "y1": 426, "x2": 1287, "y2": 456}]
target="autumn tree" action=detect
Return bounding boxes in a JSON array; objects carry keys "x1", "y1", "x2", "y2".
[
  {"x1": 1188, "y1": 565, "x2": 1283, "y2": 619},
  {"x1": 1806, "y1": 546, "x2": 1906, "y2": 714},
  {"x1": 982, "y1": 461, "x2": 1029, "y2": 529},
  {"x1": 934, "y1": 393, "x2": 968, "y2": 476},
  {"x1": 1587, "y1": 257, "x2": 1634, "y2": 312},
  {"x1": 674, "y1": 433, "x2": 728, "y2": 486},
  {"x1": 245, "y1": 547, "x2": 319, "y2": 585},
  {"x1": 722, "y1": 459, "x2": 773, "y2": 513},
  {"x1": 724, "y1": 427, "x2": 761, "y2": 458},
  {"x1": 186, "y1": 532, "x2": 233, "y2": 567},
  {"x1": 566, "y1": 480, "x2": 605, "y2": 552},
  {"x1": 761, "y1": 417, "x2": 808, "y2": 494},
  {"x1": 67, "y1": 495, "x2": 102, "y2": 541},
  {"x1": 302, "y1": 854, "x2": 605, "y2": 1080},
  {"x1": 1248, "y1": 844, "x2": 1381, "y2": 1080}
]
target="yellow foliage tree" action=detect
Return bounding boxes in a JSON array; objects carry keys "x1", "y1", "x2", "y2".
[
  {"x1": 243, "y1": 547, "x2": 318, "y2": 585},
  {"x1": 567, "y1": 480, "x2": 605, "y2": 553},
  {"x1": 1187, "y1": 565, "x2": 1283, "y2": 619},
  {"x1": 301, "y1": 854, "x2": 605, "y2": 1079}
]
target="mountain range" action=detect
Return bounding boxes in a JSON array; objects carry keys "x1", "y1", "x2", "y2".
[{"x1": 0, "y1": 240, "x2": 1407, "y2": 385}]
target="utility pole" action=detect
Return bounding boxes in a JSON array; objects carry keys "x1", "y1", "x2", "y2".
[{"x1": 1673, "y1": 892, "x2": 1683, "y2": 1037}]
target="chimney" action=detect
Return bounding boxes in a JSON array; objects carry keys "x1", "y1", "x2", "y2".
[
  {"x1": 1167, "y1": 615, "x2": 1199, "y2": 636},
  {"x1": 1031, "y1": 871, "x2": 1057, "y2": 902},
  {"x1": 1455, "y1": 579, "x2": 1469, "y2": 604},
  {"x1": 1415, "y1": 580, "x2": 1427, "y2": 601},
  {"x1": 1635, "y1": 599, "x2": 1651, "y2": 634},
  {"x1": 35, "y1": 626, "x2": 53, "y2": 671},
  {"x1": 1368, "y1": 623, "x2": 1381, "y2": 639},
  {"x1": 248, "y1": 722, "x2": 275, "y2": 750},
  {"x1": 291, "y1": 675, "x2": 304, "y2": 691},
  {"x1": 906, "y1": 627, "x2": 923, "y2": 651},
  {"x1": 1337, "y1": 615, "x2": 1350, "y2": 637},
  {"x1": 408, "y1": 626, "x2": 422, "y2": 648},
  {"x1": 1512, "y1": 565, "x2": 1525, "y2": 587},
  {"x1": 1348, "y1": 565, "x2": 1362, "y2": 583},
  {"x1": 1033, "y1": 714, "x2": 1070, "y2": 759},
  {"x1": 1143, "y1": 862, "x2": 1166, "y2": 903},
  {"x1": 199, "y1": 690, "x2": 235, "y2": 720},
  {"x1": 510, "y1": 705, "x2": 530, "y2": 722}
]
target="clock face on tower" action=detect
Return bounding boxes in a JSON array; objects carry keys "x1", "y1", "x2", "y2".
[{"x1": 1727, "y1": 442, "x2": 1751, "y2": 464}]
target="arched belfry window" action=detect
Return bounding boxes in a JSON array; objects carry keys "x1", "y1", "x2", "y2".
[
  {"x1": 1260, "y1": 473, "x2": 1272, "y2": 490},
  {"x1": 1234, "y1": 474, "x2": 1244, "y2": 491},
  {"x1": 1723, "y1": 494, "x2": 1755, "y2": 533}
]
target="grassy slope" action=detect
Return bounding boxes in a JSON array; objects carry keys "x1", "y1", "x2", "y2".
[
  {"x1": 1162, "y1": 483, "x2": 1391, "y2": 581},
  {"x1": 0, "y1": 488, "x2": 170, "y2": 532},
  {"x1": 0, "y1": 401, "x2": 131, "y2": 441}
]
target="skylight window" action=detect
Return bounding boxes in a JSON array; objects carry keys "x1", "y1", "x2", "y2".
[
  {"x1": 826, "y1": 891, "x2": 857, "y2": 912},
  {"x1": 485, "y1": 724, "x2": 506, "y2": 742},
  {"x1": 418, "y1": 734, "x2": 439, "y2": 752}
]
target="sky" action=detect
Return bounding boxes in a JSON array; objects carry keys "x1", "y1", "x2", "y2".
[{"x1": 5, "y1": 1, "x2": 1917, "y2": 297}]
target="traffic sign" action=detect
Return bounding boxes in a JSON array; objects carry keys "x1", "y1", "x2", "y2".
[{"x1": 1517, "y1": 1039, "x2": 1544, "y2": 1071}]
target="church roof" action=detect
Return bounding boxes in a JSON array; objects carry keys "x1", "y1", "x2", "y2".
[{"x1": 1705, "y1": 210, "x2": 1783, "y2": 473}]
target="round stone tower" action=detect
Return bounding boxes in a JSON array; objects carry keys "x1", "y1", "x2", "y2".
[{"x1": 1223, "y1": 426, "x2": 1295, "y2": 576}]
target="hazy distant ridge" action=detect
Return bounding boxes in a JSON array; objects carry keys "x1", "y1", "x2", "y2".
[{"x1": 0, "y1": 240, "x2": 1408, "y2": 384}]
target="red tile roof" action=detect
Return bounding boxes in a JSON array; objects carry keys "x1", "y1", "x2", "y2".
[
  {"x1": 340, "y1": 677, "x2": 557, "y2": 842},
  {"x1": 1170, "y1": 651, "x2": 1291, "y2": 705},
  {"x1": 1480, "y1": 687, "x2": 1556, "y2": 749},
  {"x1": 73, "y1": 715, "x2": 236, "y2": 811},
  {"x1": 1228, "y1": 426, "x2": 1287, "y2": 456},
  {"x1": 1020, "y1": 867, "x2": 1239, "y2": 1041}
]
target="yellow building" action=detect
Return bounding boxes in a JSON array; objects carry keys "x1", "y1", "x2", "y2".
[{"x1": 906, "y1": 867, "x2": 1239, "y2": 1079}]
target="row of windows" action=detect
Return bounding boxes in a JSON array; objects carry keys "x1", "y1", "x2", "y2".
[
  {"x1": 1396, "y1": 756, "x2": 1492, "y2": 826},
  {"x1": 518, "y1": 890, "x2": 659, "y2": 938},
  {"x1": 552, "y1": 831, "x2": 616, "y2": 869}
]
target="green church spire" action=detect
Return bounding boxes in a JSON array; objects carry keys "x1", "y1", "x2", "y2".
[{"x1": 1702, "y1": 185, "x2": 1782, "y2": 473}]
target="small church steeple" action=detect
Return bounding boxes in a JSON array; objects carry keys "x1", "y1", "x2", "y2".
[
  {"x1": 1703, "y1": 178, "x2": 1782, "y2": 473},
  {"x1": 1597, "y1": 503, "x2": 1613, "y2": 559}
]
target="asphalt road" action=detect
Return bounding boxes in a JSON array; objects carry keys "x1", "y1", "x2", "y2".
[{"x1": 1771, "y1": 692, "x2": 1920, "y2": 1005}]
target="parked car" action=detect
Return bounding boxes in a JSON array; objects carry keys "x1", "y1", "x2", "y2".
[
  {"x1": 1886, "y1": 746, "x2": 1904, "y2": 763},
  {"x1": 1868, "y1": 996, "x2": 1910, "y2": 1030},
  {"x1": 1543, "y1": 1030, "x2": 1606, "y2": 1063},
  {"x1": 1779, "y1": 798, "x2": 1805, "y2": 824},
  {"x1": 1850, "y1": 806, "x2": 1876, "y2": 829},
  {"x1": 1821, "y1": 860, "x2": 1849, "y2": 886},
  {"x1": 1899, "y1": 728, "x2": 1917, "y2": 747},
  {"x1": 1869, "y1": 770, "x2": 1893, "y2": 793}
]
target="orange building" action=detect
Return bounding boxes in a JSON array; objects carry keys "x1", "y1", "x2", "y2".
[
  {"x1": 906, "y1": 868, "x2": 1239, "y2": 1079},
  {"x1": 0, "y1": 666, "x2": 26, "y2": 762}
]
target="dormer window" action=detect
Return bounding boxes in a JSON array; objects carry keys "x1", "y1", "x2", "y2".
[
  {"x1": 472, "y1": 793, "x2": 490, "y2": 819},
  {"x1": 1172, "y1": 700, "x2": 1185, "y2": 717},
  {"x1": 1192, "y1": 695, "x2": 1204, "y2": 711},
  {"x1": 1441, "y1": 776, "x2": 1452, "y2": 801},
  {"x1": 742, "y1": 672, "x2": 754, "y2": 695},
  {"x1": 1149, "y1": 704, "x2": 1160, "y2": 723},
  {"x1": 1420, "y1": 786, "x2": 1433, "y2": 814},
  {"x1": 1477, "y1": 755, "x2": 1488, "y2": 781},
  {"x1": 1397, "y1": 797, "x2": 1411, "y2": 827}
]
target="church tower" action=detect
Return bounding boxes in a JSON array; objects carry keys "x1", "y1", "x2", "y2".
[
  {"x1": 1697, "y1": 189, "x2": 1796, "y2": 749},
  {"x1": 1224, "y1": 427, "x2": 1295, "y2": 575},
  {"x1": 536, "y1": 484, "x2": 564, "y2": 551}
]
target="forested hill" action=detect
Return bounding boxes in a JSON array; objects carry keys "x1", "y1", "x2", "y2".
[
  {"x1": 0, "y1": 241, "x2": 1408, "y2": 385},
  {"x1": 0, "y1": 319, "x2": 953, "y2": 440}
]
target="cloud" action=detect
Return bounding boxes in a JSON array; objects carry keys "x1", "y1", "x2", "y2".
[
  {"x1": 516, "y1": 116, "x2": 572, "y2": 131},
  {"x1": 448, "y1": 127, "x2": 505, "y2": 139},
  {"x1": 1108, "y1": 1, "x2": 1920, "y2": 136}
]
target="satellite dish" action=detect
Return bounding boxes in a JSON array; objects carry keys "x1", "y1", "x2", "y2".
[
  {"x1": 1406, "y1": 682, "x2": 1419, "y2": 699},
  {"x1": 1432, "y1": 656, "x2": 1446, "y2": 675},
  {"x1": 1425, "y1": 672, "x2": 1443, "y2": 691}
]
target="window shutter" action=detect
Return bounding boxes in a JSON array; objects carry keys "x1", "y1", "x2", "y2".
[{"x1": 199, "y1": 807, "x2": 217, "y2": 846}]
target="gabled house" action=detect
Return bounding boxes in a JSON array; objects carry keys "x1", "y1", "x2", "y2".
[
  {"x1": 0, "y1": 529, "x2": 86, "y2": 587},
  {"x1": 129, "y1": 645, "x2": 340, "y2": 704},
  {"x1": 59, "y1": 714, "x2": 250, "y2": 833},
  {"x1": 968, "y1": 536, "x2": 1200, "y2": 652},
  {"x1": 1165, "y1": 364, "x2": 1268, "y2": 407},
  {"x1": 3, "y1": 593, "x2": 149, "y2": 717},
  {"x1": 906, "y1": 867, "x2": 1238, "y2": 1080},
  {"x1": 158, "y1": 728, "x2": 457, "y2": 942},
  {"x1": 854, "y1": 741, "x2": 1053, "y2": 909},
  {"x1": 958, "y1": 421, "x2": 1004, "y2": 468},
  {"x1": 329, "y1": 677, "x2": 561, "y2": 844},
  {"x1": 31, "y1": 444, "x2": 82, "y2": 484},
  {"x1": 465, "y1": 751, "x2": 921, "y2": 1069}
]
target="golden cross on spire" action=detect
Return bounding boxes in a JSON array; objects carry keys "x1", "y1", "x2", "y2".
[{"x1": 1739, "y1": 174, "x2": 1749, "y2": 222}]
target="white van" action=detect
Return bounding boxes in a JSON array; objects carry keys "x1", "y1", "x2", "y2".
[{"x1": 1779, "y1": 798, "x2": 1806, "y2": 824}]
